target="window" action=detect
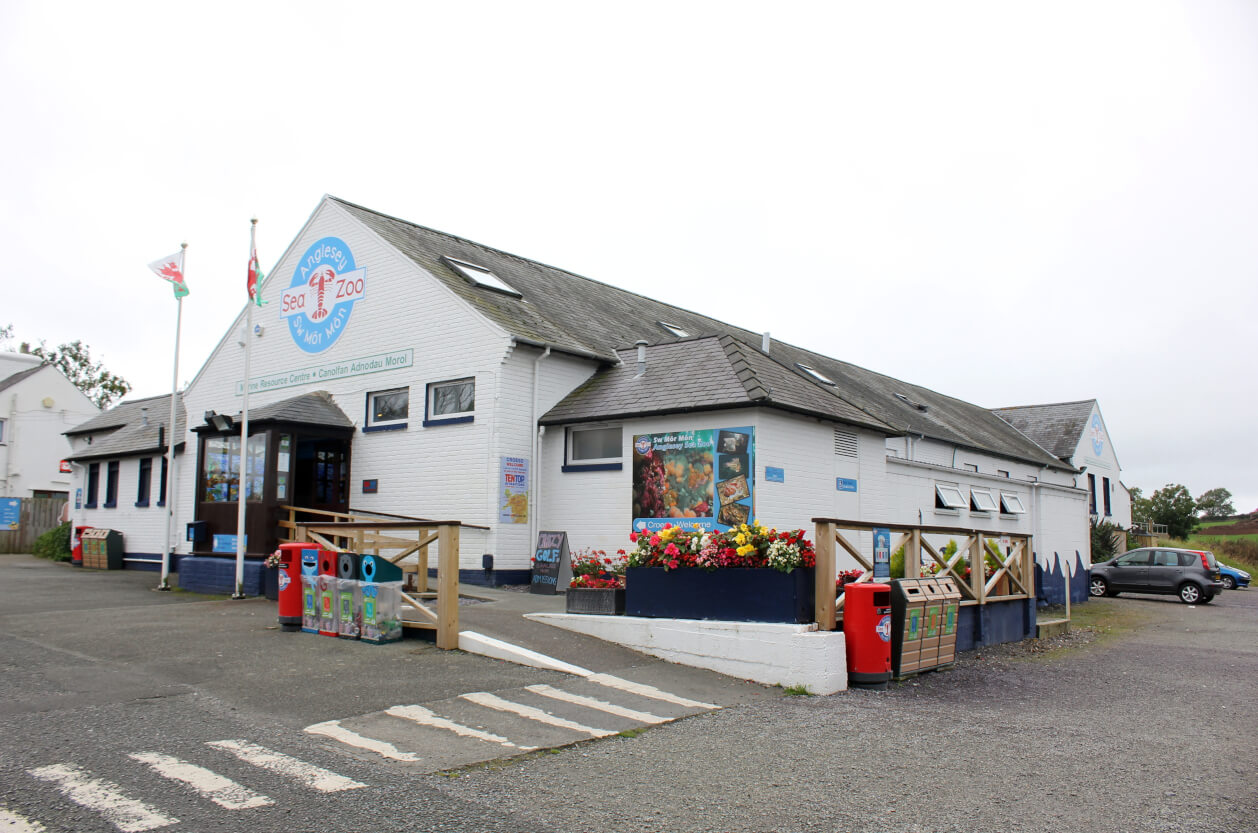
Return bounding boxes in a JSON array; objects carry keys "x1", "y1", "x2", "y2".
[
  {"x1": 997, "y1": 469, "x2": 1010, "y2": 478},
  {"x1": 1103, "y1": 476, "x2": 1112, "y2": 516},
  {"x1": 86, "y1": 463, "x2": 100, "y2": 508},
  {"x1": 158, "y1": 456, "x2": 168, "y2": 506},
  {"x1": 970, "y1": 488, "x2": 998, "y2": 513},
  {"x1": 565, "y1": 425, "x2": 623, "y2": 470},
  {"x1": 963, "y1": 463, "x2": 979, "y2": 473},
  {"x1": 796, "y1": 363, "x2": 836, "y2": 386},
  {"x1": 658, "y1": 321, "x2": 689, "y2": 338},
  {"x1": 935, "y1": 483, "x2": 966, "y2": 510},
  {"x1": 444, "y1": 257, "x2": 521, "y2": 297},
  {"x1": 136, "y1": 458, "x2": 152, "y2": 506},
  {"x1": 0, "y1": 418, "x2": 5, "y2": 442},
  {"x1": 425, "y1": 378, "x2": 475, "y2": 425},
  {"x1": 1116, "y1": 550, "x2": 1151, "y2": 567},
  {"x1": 1087, "y1": 473, "x2": 1097, "y2": 514},
  {"x1": 103, "y1": 461, "x2": 119, "y2": 508},
  {"x1": 201, "y1": 434, "x2": 267, "y2": 502},
  {"x1": 999, "y1": 492, "x2": 1026, "y2": 514},
  {"x1": 365, "y1": 388, "x2": 409, "y2": 431}
]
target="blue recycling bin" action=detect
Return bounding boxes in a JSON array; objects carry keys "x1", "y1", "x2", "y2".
[{"x1": 359, "y1": 554, "x2": 404, "y2": 644}]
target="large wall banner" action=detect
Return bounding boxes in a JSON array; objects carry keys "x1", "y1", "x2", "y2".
[
  {"x1": 631, "y1": 426, "x2": 754, "y2": 533},
  {"x1": 499, "y1": 456, "x2": 529, "y2": 524}
]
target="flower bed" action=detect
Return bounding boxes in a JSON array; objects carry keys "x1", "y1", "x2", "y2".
[
  {"x1": 566, "y1": 548, "x2": 628, "y2": 615},
  {"x1": 626, "y1": 521, "x2": 815, "y2": 572}
]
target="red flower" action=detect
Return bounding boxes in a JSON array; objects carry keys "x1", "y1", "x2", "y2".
[
  {"x1": 629, "y1": 532, "x2": 639, "y2": 542},
  {"x1": 668, "y1": 559, "x2": 680, "y2": 570}
]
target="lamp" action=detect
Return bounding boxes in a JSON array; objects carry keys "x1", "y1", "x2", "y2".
[{"x1": 204, "y1": 410, "x2": 235, "y2": 432}]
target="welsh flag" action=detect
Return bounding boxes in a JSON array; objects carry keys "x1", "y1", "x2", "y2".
[
  {"x1": 248, "y1": 244, "x2": 264, "y2": 306},
  {"x1": 148, "y1": 250, "x2": 189, "y2": 298}
]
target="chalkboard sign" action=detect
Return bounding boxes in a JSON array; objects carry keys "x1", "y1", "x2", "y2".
[{"x1": 531, "y1": 530, "x2": 570, "y2": 595}]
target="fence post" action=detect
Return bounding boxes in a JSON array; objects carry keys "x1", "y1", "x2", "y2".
[
  {"x1": 814, "y1": 520, "x2": 836, "y2": 630},
  {"x1": 436, "y1": 524, "x2": 460, "y2": 649}
]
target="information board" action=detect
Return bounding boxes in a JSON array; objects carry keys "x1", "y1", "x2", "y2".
[
  {"x1": 0, "y1": 498, "x2": 20, "y2": 530},
  {"x1": 873, "y1": 527, "x2": 891, "y2": 580},
  {"x1": 530, "y1": 530, "x2": 570, "y2": 595}
]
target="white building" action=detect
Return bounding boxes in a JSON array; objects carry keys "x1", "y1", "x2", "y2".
[
  {"x1": 0, "y1": 351, "x2": 99, "y2": 499},
  {"x1": 65, "y1": 196, "x2": 1093, "y2": 601}
]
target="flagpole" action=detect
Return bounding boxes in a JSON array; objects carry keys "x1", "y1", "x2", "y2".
[
  {"x1": 234, "y1": 219, "x2": 256, "y2": 599},
  {"x1": 158, "y1": 242, "x2": 186, "y2": 591}
]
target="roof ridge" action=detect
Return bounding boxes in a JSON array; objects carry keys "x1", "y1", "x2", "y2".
[{"x1": 992, "y1": 399, "x2": 1096, "y2": 412}]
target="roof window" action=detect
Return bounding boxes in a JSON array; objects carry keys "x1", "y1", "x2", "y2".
[
  {"x1": 657, "y1": 321, "x2": 689, "y2": 338},
  {"x1": 894, "y1": 392, "x2": 929, "y2": 412},
  {"x1": 443, "y1": 257, "x2": 521, "y2": 298},
  {"x1": 796, "y1": 363, "x2": 836, "y2": 386}
]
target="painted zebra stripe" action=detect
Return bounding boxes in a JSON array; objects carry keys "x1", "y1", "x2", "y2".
[
  {"x1": 304, "y1": 721, "x2": 420, "y2": 762},
  {"x1": 585, "y1": 673, "x2": 721, "y2": 710},
  {"x1": 26, "y1": 763, "x2": 177, "y2": 832},
  {"x1": 460, "y1": 692, "x2": 616, "y2": 738},
  {"x1": 0, "y1": 806, "x2": 47, "y2": 832},
  {"x1": 127, "y1": 752, "x2": 273, "y2": 810},
  {"x1": 205, "y1": 740, "x2": 367, "y2": 792},
  {"x1": 385, "y1": 705, "x2": 537, "y2": 751},
  {"x1": 524, "y1": 684, "x2": 670, "y2": 724}
]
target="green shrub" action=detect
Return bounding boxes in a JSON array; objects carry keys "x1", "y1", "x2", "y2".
[{"x1": 32, "y1": 521, "x2": 72, "y2": 561}]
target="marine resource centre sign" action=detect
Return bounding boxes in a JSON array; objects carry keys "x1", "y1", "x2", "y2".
[
  {"x1": 235, "y1": 349, "x2": 414, "y2": 396},
  {"x1": 282, "y1": 236, "x2": 367, "y2": 354}
]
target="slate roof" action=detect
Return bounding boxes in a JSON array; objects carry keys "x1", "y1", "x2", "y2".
[
  {"x1": 331, "y1": 197, "x2": 1071, "y2": 471},
  {"x1": 992, "y1": 400, "x2": 1097, "y2": 461},
  {"x1": 0, "y1": 363, "x2": 46, "y2": 394},
  {"x1": 191, "y1": 391, "x2": 353, "y2": 432},
  {"x1": 65, "y1": 394, "x2": 186, "y2": 461}
]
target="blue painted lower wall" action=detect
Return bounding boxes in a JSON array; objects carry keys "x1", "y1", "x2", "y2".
[
  {"x1": 177, "y1": 556, "x2": 266, "y2": 596},
  {"x1": 119, "y1": 552, "x2": 186, "y2": 573},
  {"x1": 956, "y1": 598, "x2": 1036, "y2": 652},
  {"x1": 425, "y1": 568, "x2": 532, "y2": 587},
  {"x1": 1036, "y1": 551, "x2": 1089, "y2": 606}
]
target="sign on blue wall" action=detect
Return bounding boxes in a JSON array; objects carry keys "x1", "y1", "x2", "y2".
[{"x1": 213, "y1": 534, "x2": 247, "y2": 553}]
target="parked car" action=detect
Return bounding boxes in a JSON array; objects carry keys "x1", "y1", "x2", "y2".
[
  {"x1": 1089, "y1": 546, "x2": 1223, "y2": 604},
  {"x1": 1217, "y1": 562, "x2": 1251, "y2": 590}
]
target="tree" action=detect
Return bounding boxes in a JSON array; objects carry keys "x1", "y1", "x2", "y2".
[
  {"x1": 1090, "y1": 517, "x2": 1123, "y2": 563},
  {"x1": 3, "y1": 325, "x2": 131, "y2": 408},
  {"x1": 1195, "y1": 487, "x2": 1234, "y2": 520},
  {"x1": 1149, "y1": 484, "x2": 1198, "y2": 540},
  {"x1": 1129, "y1": 486, "x2": 1152, "y2": 525}
]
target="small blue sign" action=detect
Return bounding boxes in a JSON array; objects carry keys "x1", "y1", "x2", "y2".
[
  {"x1": 836, "y1": 477, "x2": 858, "y2": 492},
  {"x1": 873, "y1": 526, "x2": 891, "y2": 580},
  {"x1": 212, "y1": 534, "x2": 247, "y2": 553},
  {"x1": 0, "y1": 498, "x2": 20, "y2": 530},
  {"x1": 765, "y1": 467, "x2": 785, "y2": 483}
]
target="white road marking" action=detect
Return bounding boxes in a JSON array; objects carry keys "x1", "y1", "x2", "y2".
[
  {"x1": 127, "y1": 752, "x2": 273, "y2": 810},
  {"x1": 460, "y1": 692, "x2": 616, "y2": 738},
  {"x1": 205, "y1": 739, "x2": 367, "y2": 792},
  {"x1": 385, "y1": 705, "x2": 538, "y2": 751},
  {"x1": 0, "y1": 806, "x2": 47, "y2": 832},
  {"x1": 26, "y1": 763, "x2": 177, "y2": 832},
  {"x1": 303, "y1": 720, "x2": 421, "y2": 762},
  {"x1": 586, "y1": 673, "x2": 721, "y2": 710},
  {"x1": 524, "y1": 684, "x2": 670, "y2": 724}
]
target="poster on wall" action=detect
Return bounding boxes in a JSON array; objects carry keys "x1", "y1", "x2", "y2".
[
  {"x1": 499, "y1": 457, "x2": 529, "y2": 524},
  {"x1": 631, "y1": 426, "x2": 754, "y2": 533}
]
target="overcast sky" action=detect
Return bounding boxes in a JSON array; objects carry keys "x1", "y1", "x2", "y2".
[{"x1": 3, "y1": 1, "x2": 1255, "y2": 513}]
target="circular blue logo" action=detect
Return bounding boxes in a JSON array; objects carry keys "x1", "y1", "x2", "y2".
[
  {"x1": 1090, "y1": 413, "x2": 1105, "y2": 456},
  {"x1": 282, "y1": 237, "x2": 366, "y2": 354},
  {"x1": 876, "y1": 614, "x2": 892, "y2": 642}
]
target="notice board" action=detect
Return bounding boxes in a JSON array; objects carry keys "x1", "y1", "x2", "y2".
[{"x1": 530, "y1": 530, "x2": 571, "y2": 595}]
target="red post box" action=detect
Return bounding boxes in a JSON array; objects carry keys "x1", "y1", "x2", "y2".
[
  {"x1": 71, "y1": 525, "x2": 92, "y2": 568},
  {"x1": 843, "y1": 582, "x2": 892, "y2": 690},
  {"x1": 317, "y1": 547, "x2": 339, "y2": 636},
  {"x1": 275, "y1": 543, "x2": 312, "y2": 632}
]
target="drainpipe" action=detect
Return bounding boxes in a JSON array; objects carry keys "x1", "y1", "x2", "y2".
[{"x1": 528, "y1": 346, "x2": 551, "y2": 558}]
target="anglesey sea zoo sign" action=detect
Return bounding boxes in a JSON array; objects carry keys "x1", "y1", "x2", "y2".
[{"x1": 282, "y1": 236, "x2": 367, "y2": 354}]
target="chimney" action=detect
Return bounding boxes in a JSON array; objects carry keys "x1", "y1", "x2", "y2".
[
  {"x1": 635, "y1": 340, "x2": 648, "y2": 377},
  {"x1": 141, "y1": 407, "x2": 149, "y2": 427},
  {"x1": 761, "y1": 332, "x2": 771, "y2": 353}
]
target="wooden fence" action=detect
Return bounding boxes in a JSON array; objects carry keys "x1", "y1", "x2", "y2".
[{"x1": 0, "y1": 498, "x2": 65, "y2": 554}]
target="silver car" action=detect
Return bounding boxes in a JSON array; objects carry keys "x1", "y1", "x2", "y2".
[{"x1": 1089, "y1": 546, "x2": 1224, "y2": 605}]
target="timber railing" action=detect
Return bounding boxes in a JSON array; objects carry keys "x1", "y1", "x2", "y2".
[
  {"x1": 278, "y1": 505, "x2": 489, "y2": 650},
  {"x1": 812, "y1": 517, "x2": 1034, "y2": 631}
]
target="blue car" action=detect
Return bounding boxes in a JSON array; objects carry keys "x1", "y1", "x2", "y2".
[{"x1": 1218, "y1": 563, "x2": 1250, "y2": 590}]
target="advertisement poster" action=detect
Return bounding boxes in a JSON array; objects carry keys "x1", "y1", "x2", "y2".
[
  {"x1": 499, "y1": 457, "x2": 529, "y2": 524},
  {"x1": 873, "y1": 527, "x2": 891, "y2": 580},
  {"x1": 1, "y1": 498, "x2": 20, "y2": 530},
  {"x1": 632, "y1": 426, "x2": 754, "y2": 533}
]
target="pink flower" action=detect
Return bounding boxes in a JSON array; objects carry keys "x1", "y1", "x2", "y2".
[
  {"x1": 664, "y1": 543, "x2": 680, "y2": 556},
  {"x1": 663, "y1": 523, "x2": 672, "y2": 529},
  {"x1": 650, "y1": 535, "x2": 661, "y2": 546},
  {"x1": 629, "y1": 532, "x2": 638, "y2": 542},
  {"x1": 668, "y1": 559, "x2": 680, "y2": 570}
]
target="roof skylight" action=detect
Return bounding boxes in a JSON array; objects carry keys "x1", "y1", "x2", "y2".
[
  {"x1": 796, "y1": 363, "x2": 836, "y2": 386},
  {"x1": 444, "y1": 257, "x2": 522, "y2": 298},
  {"x1": 657, "y1": 321, "x2": 689, "y2": 338}
]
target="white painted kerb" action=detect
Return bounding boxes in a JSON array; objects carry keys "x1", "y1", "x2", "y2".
[{"x1": 525, "y1": 613, "x2": 848, "y2": 695}]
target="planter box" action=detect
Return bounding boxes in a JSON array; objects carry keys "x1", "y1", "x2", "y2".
[
  {"x1": 625, "y1": 566, "x2": 815, "y2": 623},
  {"x1": 565, "y1": 587, "x2": 626, "y2": 615}
]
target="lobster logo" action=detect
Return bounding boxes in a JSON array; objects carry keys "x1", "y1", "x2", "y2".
[
  {"x1": 307, "y1": 266, "x2": 336, "y2": 321},
  {"x1": 282, "y1": 237, "x2": 367, "y2": 354}
]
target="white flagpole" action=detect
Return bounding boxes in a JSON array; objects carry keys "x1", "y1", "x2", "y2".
[
  {"x1": 158, "y1": 242, "x2": 186, "y2": 591},
  {"x1": 233, "y1": 219, "x2": 256, "y2": 598}
]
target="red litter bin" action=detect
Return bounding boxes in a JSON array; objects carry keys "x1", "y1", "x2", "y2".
[
  {"x1": 843, "y1": 582, "x2": 893, "y2": 690},
  {"x1": 71, "y1": 525, "x2": 92, "y2": 568},
  {"x1": 275, "y1": 543, "x2": 311, "y2": 632}
]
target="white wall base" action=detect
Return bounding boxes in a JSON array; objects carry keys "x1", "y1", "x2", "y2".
[{"x1": 526, "y1": 613, "x2": 848, "y2": 695}]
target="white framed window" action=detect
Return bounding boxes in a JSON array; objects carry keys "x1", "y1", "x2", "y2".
[
  {"x1": 426, "y1": 378, "x2": 475, "y2": 423},
  {"x1": 566, "y1": 425, "x2": 623, "y2": 467},
  {"x1": 0, "y1": 417, "x2": 5, "y2": 442},
  {"x1": 970, "y1": 488, "x2": 998, "y2": 513},
  {"x1": 796, "y1": 363, "x2": 836, "y2": 386},
  {"x1": 658, "y1": 321, "x2": 689, "y2": 338},
  {"x1": 999, "y1": 492, "x2": 1027, "y2": 514},
  {"x1": 444, "y1": 257, "x2": 521, "y2": 298},
  {"x1": 366, "y1": 387, "x2": 409, "y2": 430},
  {"x1": 935, "y1": 483, "x2": 967, "y2": 510}
]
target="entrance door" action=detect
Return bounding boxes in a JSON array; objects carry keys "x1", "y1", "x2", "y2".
[{"x1": 293, "y1": 439, "x2": 350, "y2": 517}]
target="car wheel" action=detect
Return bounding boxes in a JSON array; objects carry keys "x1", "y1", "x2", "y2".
[
  {"x1": 1221, "y1": 576, "x2": 1236, "y2": 590},
  {"x1": 1089, "y1": 577, "x2": 1109, "y2": 597},
  {"x1": 1178, "y1": 583, "x2": 1204, "y2": 604}
]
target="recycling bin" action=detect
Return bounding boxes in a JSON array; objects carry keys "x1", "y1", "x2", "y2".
[
  {"x1": 336, "y1": 552, "x2": 363, "y2": 640},
  {"x1": 317, "y1": 548, "x2": 339, "y2": 637},
  {"x1": 842, "y1": 582, "x2": 892, "y2": 690},
  {"x1": 890, "y1": 579, "x2": 928, "y2": 679},
  {"x1": 81, "y1": 528, "x2": 124, "y2": 569},
  {"x1": 918, "y1": 578, "x2": 945, "y2": 669},
  {"x1": 935, "y1": 576, "x2": 962, "y2": 667},
  {"x1": 276, "y1": 543, "x2": 312, "y2": 632},
  {"x1": 300, "y1": 548, "x2": 320, "y2": 633},
  {"x1": 71, "y1": 525, "x2": 92, "y2": 568},
  {"x1": 359, "y1": 553, "x2": 404, "y2": 645}
]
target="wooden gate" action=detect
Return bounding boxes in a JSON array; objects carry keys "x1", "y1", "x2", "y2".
[{"x1": 0, "y1": 498, "x2": 65, "y2": 554}]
